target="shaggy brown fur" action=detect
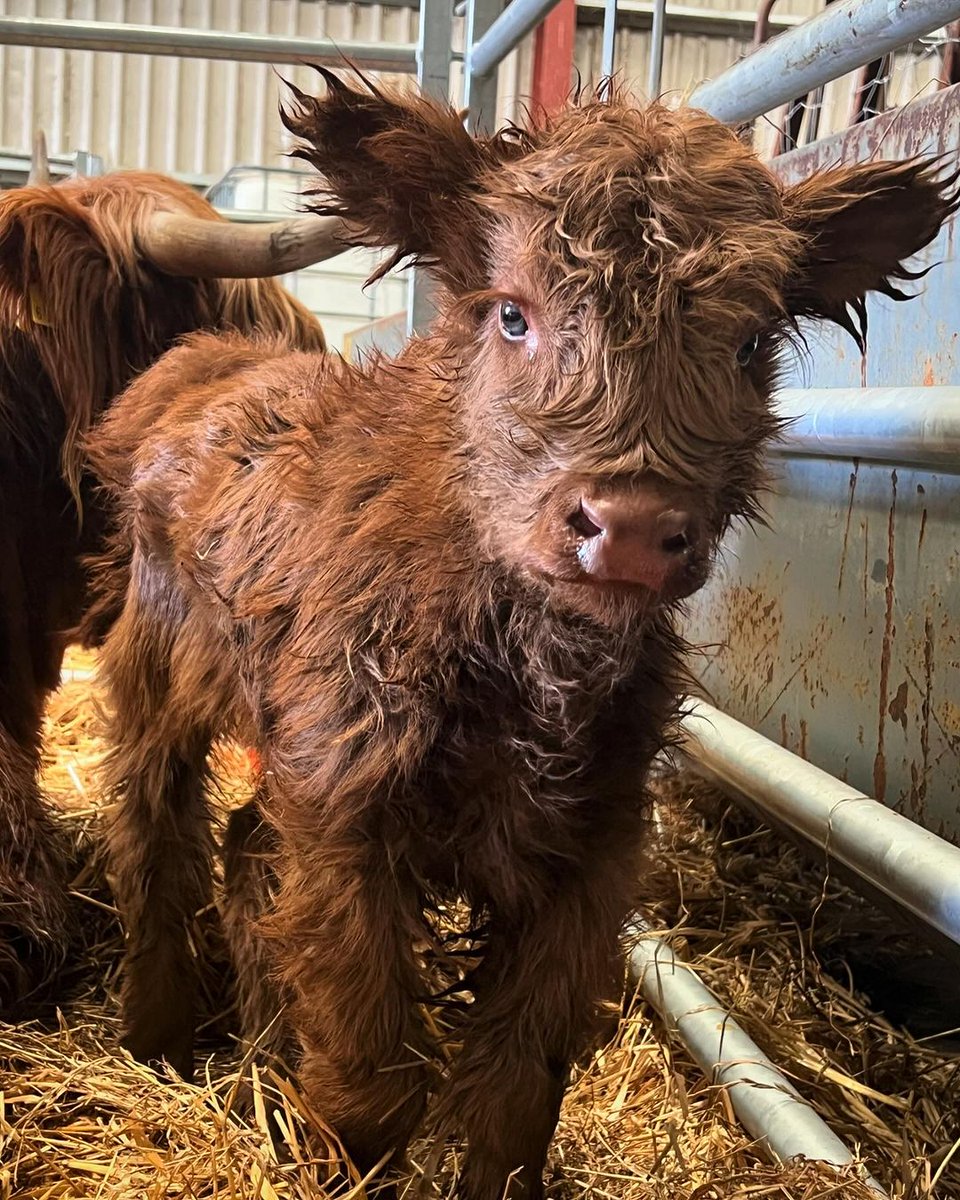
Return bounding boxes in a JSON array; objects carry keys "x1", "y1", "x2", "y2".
[
  {"x1": 0, "y1": 171, "x2": 324, "y2": 1011},
  {"x1": 86, "y1": 74, "x2": 957, "y2": 1200}
]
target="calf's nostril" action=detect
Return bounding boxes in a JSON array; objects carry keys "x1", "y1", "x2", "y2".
[
  {"x1": 661, "y1": 531, "x2": 690, "y2": 555},
  {"x1": 568, "y1": 502, "x2": 603, "y2": 540}
]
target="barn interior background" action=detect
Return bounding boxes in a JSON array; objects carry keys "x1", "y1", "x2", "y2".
[
  {"x1": 2, "y1": 0, "x2": 960, "y2": 1195},
  {"x1": 1, "y1": 0, "x2": 956, "y2": 347}
]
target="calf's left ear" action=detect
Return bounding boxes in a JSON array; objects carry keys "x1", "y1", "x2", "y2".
[{"x1": 781, "y1": 158, "x2": 960, "y2": 347}]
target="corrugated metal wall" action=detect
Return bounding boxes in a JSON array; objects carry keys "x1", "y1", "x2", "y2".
[{"x1": 0, "y1": 0, "x2": 420, "y2": 176}]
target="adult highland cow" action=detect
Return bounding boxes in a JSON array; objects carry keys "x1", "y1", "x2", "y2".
[
  {"x1": 0, "y1": 147, "x2": 342, "y2": 1010},
  {"x1": 87, "y1": 73, "x2": 957, "y2": 1199}
]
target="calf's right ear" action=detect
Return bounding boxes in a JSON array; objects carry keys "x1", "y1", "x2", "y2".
[{"x1": 281, "y1": 69, "x2": 519, "y2": 293}]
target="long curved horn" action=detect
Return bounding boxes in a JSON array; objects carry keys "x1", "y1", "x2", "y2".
[
  {"x1": 27, "y1": 130, "x2": 51, "y2": 185},
  {"x1": 137, "y1": 211, "x2": 349, "y2": 278}
]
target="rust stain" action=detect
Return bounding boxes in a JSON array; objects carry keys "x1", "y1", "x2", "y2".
[
  {"x1": 888, "y1": 681, "x2": 909, "y2": 730},
  {"x1": 799, "y1": 718, "x2": 808, "y2": 760},
  {"x1": 837, "y1": 461, "x2": 859, "y2": 593},
  {"x1": 922, "y1": 359, "x2": 936, "y2": 386},
  {"x1": 758, "y1": 647, "x2": 817, "y2": 725},
  {"x1": 722, "y1": 586, "x2": 784, "y2": 715},
  {"x1": 940, "y1": 699, "x2": 960, "y2": 738},
  {"x1": 918, "y1": 617, "x2": 933, "y2": 815},
  {"x1": 873, "y1": 470, "x2": 897, "y2": 803}
]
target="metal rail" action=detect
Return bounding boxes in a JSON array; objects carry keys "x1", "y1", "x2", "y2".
[
  {"x1": 689, "y1": 0, "x2": 960, "y2": 124},
  {"x1": 601, "y1": 0, "x2": 619, "y2": 77},
  {"x1": 0, "y1": 15, "x2": 418, "y2": 70},
  {"x1": 681, "y1": 701, "x2": 960, "y2": 949},
  {"x1": 646, "y1": 0, "x2": 666, "y2": 96},
  {"x1": 774, "y1": 387, "x2": 960, "y2": 470},
  {"x1": 630, "y1": 928, "x2": 885, "y2": 1194},
  {"x1": 469, "y1": 0, "x2": 563, "y2": 80},
  {"x1": 406, "y1": 0, "x2": 455, "y2": 335}
]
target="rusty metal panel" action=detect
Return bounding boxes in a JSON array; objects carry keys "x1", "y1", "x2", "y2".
[{"x1": 685, "y1": 85, "x2": 960, "y2": 843}]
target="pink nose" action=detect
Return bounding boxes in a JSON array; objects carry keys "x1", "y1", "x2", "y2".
[{"x1": 570, "y1": 488, "x2": 707, "y2": 598}]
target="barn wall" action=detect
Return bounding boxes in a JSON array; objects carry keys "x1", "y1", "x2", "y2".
[{"x1": 0, "y1": 0, "x2": 422, "y2": 177}]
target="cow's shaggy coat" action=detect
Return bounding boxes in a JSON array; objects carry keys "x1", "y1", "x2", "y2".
[
  {"x1": 0, "y1": 171, "x2": 324, "y2": 1008},
  {"x1": 87, "y1": 75, "x2": 957, "y2": 1198}
]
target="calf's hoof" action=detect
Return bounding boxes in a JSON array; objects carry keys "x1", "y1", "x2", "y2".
[{"x1": 122, "y1": 1025, "x2": 195, "y2": 1082}]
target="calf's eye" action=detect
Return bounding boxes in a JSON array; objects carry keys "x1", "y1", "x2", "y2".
[
  {"x1": 736, "y1": 333, "x2": 760, "y2": 366},
  {"x1": 499, "y1": 300, "x2": 529, "y2": 341}
]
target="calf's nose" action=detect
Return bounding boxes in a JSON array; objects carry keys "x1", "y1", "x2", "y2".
[{"x1": 571, "y1": 490, "x2": 705, "y2": 596}]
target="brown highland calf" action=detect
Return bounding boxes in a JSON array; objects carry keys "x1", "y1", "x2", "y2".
[
  {"x1": 0, "y1": 161, "x2": 339, "y2": 1009},
  {"x1": 85, "y1": 72, "x2": 957, "y2": 1198}
]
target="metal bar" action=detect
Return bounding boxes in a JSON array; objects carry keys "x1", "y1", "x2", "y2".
[
  {"x1": 601, "y1": 0, "x2": 618, "y2": 78},
  {"x1": 773, "y1": 386, "x2": 960, "y2": 470},
  {"x1": 646, "y1": 0, "x2": 666, "y2": 96},
  {"x1": 416, "y1": 0, "x2": 454, "y2": 99},
  {"x1": 585, "y1": 0, "x2": 802, "y2": 33},
  {"x1": 688, "y1": 0, "x2": 960, "y2": 125},
  {"x1": 469, "y1": 0, "x2": 563, "y2": 80},
  {"x1": 680, "y1": 701, "x2": 960, "y2": 948},
  {"x1": 0, "y1": 15, "x2": 418, "y2": 70},
  {"x1": 629, "y1": 930, "x2": 886, "y2": 1194},
  {"x1": 465, "y1": 0, "x2": 504, "y2": 132},
  {"x1": 407, "y1": 0, "x2": 454, "y2": 337}
]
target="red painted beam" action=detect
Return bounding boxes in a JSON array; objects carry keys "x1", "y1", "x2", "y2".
[{"x1": 531, "y1": 0, "x2": 576, "y2": 118}]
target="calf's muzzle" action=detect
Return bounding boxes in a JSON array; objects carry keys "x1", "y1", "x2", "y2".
[{"x1": 570, "y1": 483, "x2": 709, "y2": 600}]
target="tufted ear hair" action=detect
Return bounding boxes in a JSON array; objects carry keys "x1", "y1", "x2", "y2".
[
  {"x1": 281, "y1": 68, "x2": 532, "y2": 293},
  {"x1": 781, "y1": 157, "x2": 960, "y2": 349}
]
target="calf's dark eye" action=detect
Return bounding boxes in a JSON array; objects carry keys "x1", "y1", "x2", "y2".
[
  {"x1": 499, "y1": 300, "x2": 529, "y2": 341},
  {"x1": 736, "y1": 333, "x2": 760, "y2": 366}
]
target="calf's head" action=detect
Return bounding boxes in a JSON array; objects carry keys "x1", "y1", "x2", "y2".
[{"x1": 284, "y1": 73, "x2": 957, "y2": 622}]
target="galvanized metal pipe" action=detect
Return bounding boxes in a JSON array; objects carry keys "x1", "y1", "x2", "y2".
[
  {"x1": 688, "y1": 0, "x2": 960, "y2": 124},
  {"x1": 774, "y1": 386, "x2": 960, "y2": 470},
  {"x1": 646, "y1": 0, "x2": 666, "y2": 96},
  {"x1": 469, "y1": 0, "x2": 563, "y2": 79},
  {"x1": 629, "y1": 930, "x2": 885, "y2": 1193},
  {"x1": 601, "y1": 0, "x2": 618, "y2": 77},
  {"x1": 681, "y1": 700, "x2": 960, "y2": 948},
  {"x1": 0, "y1": 15, "x2": 418, "y2": 70}
]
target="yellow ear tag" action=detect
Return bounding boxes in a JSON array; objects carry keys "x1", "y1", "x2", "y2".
[{"x1": 29, "y1": 285, "x2": 51, "y2": 326}]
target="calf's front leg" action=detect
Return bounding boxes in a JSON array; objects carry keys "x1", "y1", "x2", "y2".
[
  {"x1": 444, "y1": 871, "x2": 634, "y2": 1200},
  {"x1": 273, "y1": 819, "x2": 433, "y2": 1191}
]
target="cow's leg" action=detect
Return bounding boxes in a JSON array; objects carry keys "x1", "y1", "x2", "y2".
[
  {"x1": 445, "y1": 877, "x2": 630, "y2": 1200},
  {"x1": 274, "y1": 831, "x2": 432, "y2": 1190},
  {"x1": 99, "y1": 591, "x2": 215, "y2": 1081},
  {"x1": 0, "y1": 521, "x2": 71, "y2": 1012},
  {"x1": 0, "y1": 721, "x2": 71, "y2": 1011},
  {"x1": 222, "y1": 794, "x2": 290, "y2": 1065}
]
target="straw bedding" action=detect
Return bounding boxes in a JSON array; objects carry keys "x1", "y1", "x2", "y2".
[{"x1": 1, "y1": 647, "x2": 958, "y2": 1199}]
